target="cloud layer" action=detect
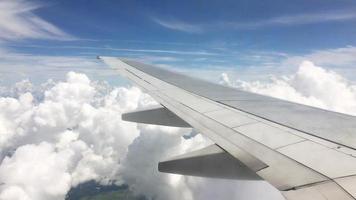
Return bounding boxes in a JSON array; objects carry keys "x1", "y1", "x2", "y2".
[
  {"x1": 2, "y1": 60, "x2": 356, "y2": 200},
  {"x1": 0, "y1": 72, "x2": 149, "y2": 199},
  {"x1": 0, "y1": 71, "x2": 283, "y2": 200}
]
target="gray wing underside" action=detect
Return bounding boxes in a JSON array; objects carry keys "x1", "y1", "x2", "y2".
[{"x1": 100, "y1": 57, "x2": 356, "y2": 200}]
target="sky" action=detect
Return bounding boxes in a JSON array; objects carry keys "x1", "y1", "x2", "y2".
[
  {"x1": 1, "y1": 1, "x2": 356, "y2": 200},
  {"x1": 1, "y1": 0, "x2": 356, "y2": 84}
]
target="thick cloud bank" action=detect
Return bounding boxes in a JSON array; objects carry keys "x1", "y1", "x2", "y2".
[
  {"x1": 2, "y1": 60, "x2": 354, "y2": 200},
  {"x1": 0, "y1": 71, "x2": 280, "y2": 200},
  {"x1": 0, "y1": 72, "x2": 145, "y2": 200}
]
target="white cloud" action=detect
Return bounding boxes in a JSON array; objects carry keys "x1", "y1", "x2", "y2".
[
  {"x1": 0, "y1": 72, "x2": 145, "y2": 199},
  {"x1": 217, "y1": 46, "x2": 356, "y2": 83},
  {"x1": 136, "y1": 55, "x2": 181, "y2": 63},
  {"x1": 7, "y1": 44, "x2": 216, "y2": 56},
  {"x1": 0, "y1": 142, "x2": 72, "y2": 200},
  {"x1": 0, "y1": 0, "x2": 90, "y2": 86},
  {"x1": 0, "y1": 45, "x2": 217, "y2": 86},
  {"x1": 152, "y1": 10, "x2": 356, "y2": 33},
  {"x1": 224, "y1": 10, "x2": 356, "y2": 29},
  {"x1": 283, "y1": 46, "x2": 356, "y2": 68},
  {"x1": 218, "y1": 72, "x2": 231, "y2": 86},
  {"x1": 121, "y1": 125, "x2": 213, "y2": 200},
  {"x1": 153, "y1": 18, "x2": 203, "y2": 33},
  {"x1": 0, "y1": 0, "x2": 72, "y2": 42},
  {"x1": 6, "y1": 59, "x2": 356, "y2": 199},
  {"x1": 0, "y1": 71, "x2": 285, "y2": 200},
  {"x1": 221, "y1": 60, "x2": 356, "y2": 116},
  {"x1": 0, "y1": 52, "x2": 109, "y2": 85}
]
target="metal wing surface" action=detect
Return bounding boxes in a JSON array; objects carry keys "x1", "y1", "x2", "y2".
[{"x1": 100, "y1": 57, "x2": 356, "y2": 200}]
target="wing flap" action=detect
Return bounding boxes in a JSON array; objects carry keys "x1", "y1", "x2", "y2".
[
  {"x1": 159, "y1": 144, "x2": 262, "y2": 180},
  {"x1": 122, "y1": 105, "x2": 191, "y2": 127}
]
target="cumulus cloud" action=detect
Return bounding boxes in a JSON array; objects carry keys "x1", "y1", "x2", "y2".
[
  {"x1": 0, "y1": 72, "x2": 145, "y2": 199},
  {"x1": 4, "y1": 60, "x2": 355, "y2": 200},
  {"x1": 0, "y1": 70, "x2": 286, "y2": 200},
  {"x1": 0, "y1": 0, "x2": 72, "y2": 42},
  {"x1": 221, "y1": 60, "x2": 356, "y2": 116},
  {"x1": 0, "y1": 71, "x2": 231, "y2": 200},
  {"x1": 0, "y1": 142, "x2": 72, "y2": 200},
  {"x1": 121, "y1": 126, "x2": 211, "y2": 200},
  {"x1": 218, "y1": 72, "x2": 231, "y2": 86}
]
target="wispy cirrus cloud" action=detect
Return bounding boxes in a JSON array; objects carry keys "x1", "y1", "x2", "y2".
[
  {"x1": 152, "y1": 18, "x2": 203, "y2": 33},
  {"x1": 0, "y1": 0, "x2": 73, "y2": 42},
  {"x1": 222, "y1": 46, "x2": 356, "y2": 82},
  {"x1": 153, "y1": 10, "x2": 356, "y2": 33},
  {"x1": 225, "y1": 10, "x2": 356, "y2": 29},
  {"x1": 8, "y1": 44, "x2": 218, "y2": 56}
]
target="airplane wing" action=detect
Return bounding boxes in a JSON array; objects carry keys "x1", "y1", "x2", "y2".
[{"x1": 100, "y1": 57, "x2": 356, "y2": 200}]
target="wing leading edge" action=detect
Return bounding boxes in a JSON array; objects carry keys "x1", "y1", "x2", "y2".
[{"x1": 101, "y1": 57, "x2": 356, "y2": 200}]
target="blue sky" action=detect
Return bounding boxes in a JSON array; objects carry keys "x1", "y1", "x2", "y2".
[{"x1": 1, "y1": 0, "x2": 356, "y2": 84}]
